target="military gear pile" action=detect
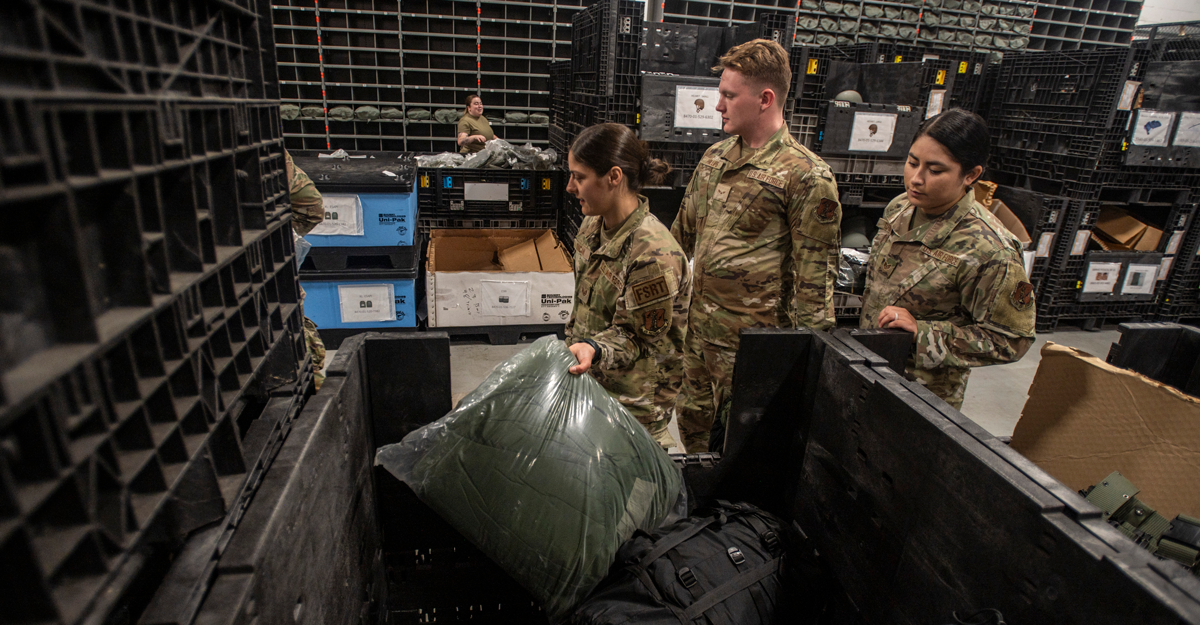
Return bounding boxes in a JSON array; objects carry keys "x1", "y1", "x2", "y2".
[
  {"x1": 421, "y1": 138, "x2": 559, "y2": 169},
  {"x1": 375, "y1": 336, "x2": 683, "y2": 620}
]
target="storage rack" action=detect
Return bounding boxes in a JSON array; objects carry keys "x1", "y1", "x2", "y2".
[
  {"x1": 661, "y1": 0, "x2": 798, "y2": 26},
  {"x1": 794, "y1": 0, "x2": 1035, "y2": 54},
  {"x1": 1027, "y1": 0, "x2": 1142, "y2": 51},
  {"x1": 272, "y1": 0, "x2": 582, "y2": 154}
]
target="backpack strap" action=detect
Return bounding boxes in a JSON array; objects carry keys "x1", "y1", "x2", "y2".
[
  {"x1": 634, "y1": 514, "x2": 722, "y2": 569},
  {"x1": 680, "y1": 557, "x2": 782, "y2": 622}
]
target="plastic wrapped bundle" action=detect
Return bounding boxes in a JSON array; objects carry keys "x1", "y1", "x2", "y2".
[
  {"x1": 880, "y1": 23, "x2": 899, "y2": 36},
  {"x1": 1011, "y1": 36, "x2": 1028, "y2": 49},
  {"x1": 961, "y1": 15, "x2": 976, "y2": 27},
  {"x1": 280, "y1": 104, "x2": 300, "y2": 120},
  {"x1": 300, "y1": 105, "x2": 324, "y2": 118},
  {"x1": 529, "y1": 113, "x2": 549, "y2": 124},
  {"x1": 998, "y1": 18, "x2": 1013, "y2": 31},
  {"x1": 974, "y1": 33, "x2": 993, "y2": 46},
  {"x1": 820, "y1": 17, "x2": 837, "y2": 30},
  {"x1": 433, "y1": 108, "x2": 459, "y2": 123},
  {"x1": 860, "y1": 22, "x2": 878, "y2": 35},
  {"x1": 406, "y1": 108, "x2": 432, "y2": 120},
  {"x1": 802, "y1": 0, "x2": 819, "y2": 9},
  {"x1": 923, "y1": 11, "x2": 940, "y2": 25},
  {"x1": 505, "y1": 111, "x2": 530, "y2": 123},
  {"x1": 941, "y1": 13, "x2": 958, "y2": 25},
  {"x1": 920, "y1": 28, "x2": 937, "y2": 39},
  {"x1": 816, "y1": 33, "x2": 838, "y2": 45},
  {"x1": 899, "y1": 25, "x2": 917, "y2": 38},
  {"x1": 844, "y1": 3, "x2": 860, "y2": 17},
  {"x1": 1015, "y1": 22, "x2": 1031, "y2": 34},
  {"x1": 902, "y1": 8, "x2": 919, "y2": 21},
  {"x1": 380, "y1": 107, "x2": 404, "y2": 119},
  {"x1": 981, "y1": 4, "x2": 998, "y2": 14},
  {"x1": 993, "y1": 34, "x2": 1010, "y2": 48},
  {"x1": 375, "y1": 336, "x2": 683, "y2": 620},
  {"x1": 328, "y1": 106, "x2": 354, "y2": 121},
  {"x1": 884, "y1": 7, "x2": 901, "y2": 19},
  {"x1": 535, "y1": 148, "x2": 559, "y2": 169},
  {"x1": 977, "y1": 17, "x2": 996, "y2": 29},
  {"x1": 937, "y1": 29, "x2": 955, "y2": 41},
  {"x1": 999, "y1": 5, "x2": 1015, "y2": 15},
  {"x1": 355, "y1": 106, "x2": 380, "y2": 121},
  {"x1": 836, "y1": 35, "x2": 854, "y2": 44},
  {"x1": 799, "y1": 17, "x2": 819, "y2": 29},
  {"x1": 839, "y1": 18, "x2": 857, "y2": 32},
  {"x1": 1017, "y1": 6, "x2": 1034, "y2": 17},
  {"x1": 964, "y1": 0, "x2": 981, "y2": 11},
  {"x1": 943, "y1": 0, "x2": 962, "y2": 9},
  {"x1": 487, "y1": 115, "x2": 504, "y2": 125},
  {"x1": 837, "y1": 248, "x2": 870, "y2": 290},
  {"x1": 957, "y1": 31, "x2": 973, "y2": 43},
  {"x1": 797, "y1": 31, "x2": 816, "y2": 43},
  {"x1": 415, "y1": 153, "x2": 466, "y2": 168},
  {"x1": 823, "y1": 1, "x2": 843, "y2": 14}
]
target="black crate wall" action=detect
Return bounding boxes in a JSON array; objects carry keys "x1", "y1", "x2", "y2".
[
  {"x1": 272, "y1": 0, "x2": 581, "y2": 154},
  {"x1": 662, "y1": 0, "x2": 798, "y2": 27},
  {"x1": 1028, "y1": 0, "x2": 1142, "y2": 51},
  {"x1": 0, "y1": 0, "x2": 316, "y2": 623},
  {"x1": 794, "y1": 0, "x2": 1034, "y2": 53}
]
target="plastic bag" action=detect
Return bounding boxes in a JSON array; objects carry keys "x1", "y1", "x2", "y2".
[
  {"x1": 375, "y1": 336, "x2": 682, "y2": 620},
  {"x1": 415, "y1": 152, "x2": 465, "y2": 168},
  {"x1": 837, "y1": 247, "x2": 870, "y2": 292},
  {"x1": 293, "y1": 232, "x2": 312, "y2": 268},
  {"x1": 280, "y1": 104, "x2": 300, "y2": 120},
  {"x1": 328, "y1": 106, "x2": 354, "y2": 121},
  {"x1": 433, "y1": 108, "x2": 460, "y2": 124}
]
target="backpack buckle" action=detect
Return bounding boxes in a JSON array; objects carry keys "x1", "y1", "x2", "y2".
[
  {"x1": 762, "y1": 530, "x2": 781, "y2": 553},
  {"x1": 677, "y1": 567, "x2": 698, "y2": 588},
  {"x1": 727, "y1": 547, "x2": 746, "y2": 566}
]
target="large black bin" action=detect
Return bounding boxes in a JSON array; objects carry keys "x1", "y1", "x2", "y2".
[{"x1": 169, "y1": 330, "x2": 1200, "y2": 624}]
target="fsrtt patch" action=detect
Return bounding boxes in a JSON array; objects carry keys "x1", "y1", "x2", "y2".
[
  {"x1": 628, "y1": 275, "x2": 671, "y2": 308},
  {"x1": 639, "y1": 307, "x2": 670, "y2": 336},
  {"x1": 817, "y1": 198, "x2": 839, "y2": 223},
  {"x1": 1010, "y1": 281, "x2": 1035, "y2": 310}
]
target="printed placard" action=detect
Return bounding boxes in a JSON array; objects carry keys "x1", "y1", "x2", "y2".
[
  {"x1": 1070, "y1": 230, "x2": 1091, "y2": 256},
  {"x1": 1166, "y1": 231, "x2": 1183, "y2": 256},
  {"x1": 338, "y1": 283, "x2": 396, "y2": 323},
  {"x1": 480, "y1": 280, "x2": 530, "y2": 316},
  {"x1": 1131, "y1": 109, "x2": 1174, "y2": 147},
  {"x1": 1035, "y1": 232, "x2": 1054, "y2": 258},
  {"x1": 1117, "y1": 80, "x2": 1141, "y2": 111},
  {"x1": 673, "y1": 86, "x2": 722, "y2": 130},
  {"x1": 1158, "y1": 257, "x2": 1174, "y2": 282},
  {"x1": 926, "y1": 90, "x2": 946, "y2": 119},
  {"x1": 1174, "y1": 112, "x2": 1200, "y2": 148},
  {"x1": 1121, "y1": 263, "x2": 1158, "y2": 295},
  {"x1": 1023, "y1": 250, "x2": 1035, "y2": 279},
  {"x1": 848, "y1": 112, "x2": 898, "y2": 152},
  {"x1": 1082, "y1": 262, "x2": 1122, "y2": 294},
  {"x1": 309, "y1": 193, "x2": 364, "y2": 236}
]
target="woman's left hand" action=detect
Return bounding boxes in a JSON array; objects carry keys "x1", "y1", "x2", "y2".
[{"x1": 878, "y1": 306, "x2": 918, "y2": 335}]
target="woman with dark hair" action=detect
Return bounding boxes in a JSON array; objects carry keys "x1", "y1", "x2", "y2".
[
  {"x1": 860, "y1": 108, "x2": 1035, "y2": 409},
  {"x1": 564, "y1": 123, "x2": 690, "y2": 449},
  {"x1": 456, "y1": 94, "x2": 495, "y2": 154}
]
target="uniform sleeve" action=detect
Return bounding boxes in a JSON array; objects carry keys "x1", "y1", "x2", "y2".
[
  {"x1": 456, "y1": 117, "x2": 470, "y2": 137},
  {"x1": 787, "y1": 170, "x2": 841, "y2": 331},
  {"x1": 287, "y1": 154, "x2": 325, "y2": 237},
  {"x1": 912, "y1": 254, "x2": 1036, "y2": 371},
  {"x1": 670, "y1": 170, "x2": 702, "y2": 259},
  {"x1": 590, "y1": 254, "x2": 685, "y2": 370}
]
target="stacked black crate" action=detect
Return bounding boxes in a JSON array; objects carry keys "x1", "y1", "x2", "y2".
[
  {"x1": 400, "y1": 0, "x2": 481, "y2": 153},
  {"x1": 794, "y1": 0, "x2": 1034, "y2": 54},
  {"x1": 986, "y1": 42, "x2": 1200, "y2": 331},
  {"x1": 0, "y1": 1, "x2": 313, "y2": 623},
  {"x1": 292, "y1": 153, "x2": 421, "y2": 347},
  {"x1": 479, "y1": 0, "x2": 563, "y2": 146},
  {"x1": 1028, "y1": 0, "x2": 1143, "y2": 51},
  {"x1": 548, "y1": 60, "x2": 574, "y2": 152},
  {"x1": 663, "y1": 0, "x2": 798, "y2": 28}
]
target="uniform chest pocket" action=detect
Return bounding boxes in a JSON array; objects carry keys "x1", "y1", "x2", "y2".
[
  {"x1": 893, "y1": 252, "x2": 959, "y2": 316},
  {"x1": 727, "y1": 184, "x2": 781, "y2": 237}
]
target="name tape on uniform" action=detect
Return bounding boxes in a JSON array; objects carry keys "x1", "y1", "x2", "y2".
[
  {"x1": 747, "y1": 169, "x2": 786, "y2": 190},
  {"x1": 921, "y1": 246, "x2": 961, "y2": 267}
]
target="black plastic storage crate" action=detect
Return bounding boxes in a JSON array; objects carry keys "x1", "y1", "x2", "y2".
[
  {"x1": 416, "y1": 167, "x2": 564, "y2": 220},
  {"x1": 1106, "y1": 322, "x2": 1200, "y2": 397},
  {"x1": 570, "y1": 0, "x2": 643, "y2": 98},
  {"x1": 640, "y1": 74, "x2": 729, "y2": 144},
  {"x1": 190, "y1": 329, "x2": 1200, "y2": 624},
  {"x1": 991, "y1": 185, "x2": 1072, "y2": 297},
  {"x1": 289, "y1": 151, "x2": 417, "y2": 193}
]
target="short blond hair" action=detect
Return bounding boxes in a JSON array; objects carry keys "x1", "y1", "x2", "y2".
[{"x1": 713, "y1": 39, "x2": 791, "y2": 106}]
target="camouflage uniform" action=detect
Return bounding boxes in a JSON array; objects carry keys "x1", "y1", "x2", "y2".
[
  {"x1": 285, "y1": 150, "x2": 325, "y2": 237},
  {"x1": 859, "y1": 191, "x2": 1036, "y2": 409},
  {"x1": 286, "y1": 150, "x2": 327, "y2": 389},
  {"x1": 671, "y1": 125, "x2": 842, "y2": 452},
  {"x1": 566, "y1": 197, "x2": 691, "y2": 450}
]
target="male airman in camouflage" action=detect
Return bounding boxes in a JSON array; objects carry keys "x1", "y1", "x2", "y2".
[
  {"x1": 671, "y1": 39, "x2": 842, "y2": 452},
  {"x1": 860, "y1": 191, "x2": 1035, "y2": 408},
  {"x1": 285, "y1": 150, "x2": 327, "y2": 390},
  {"x1": 566, "y1": 196, "x2": 691, "y2": 450}
]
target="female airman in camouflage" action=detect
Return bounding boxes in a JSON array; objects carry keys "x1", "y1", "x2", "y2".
[
  {"x1": 861, "y1": 109, "x2": 1036, "y2": 408},
  {"x1": 564, "y1": 123, "x2": 691, "y2": 449}
]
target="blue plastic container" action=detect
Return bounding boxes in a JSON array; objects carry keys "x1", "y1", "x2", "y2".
[
  {"x1": 301, "y1": 273, "x2": 418, "y2": 329},
  {"x1": 307, "y1": 192, "x2": 418, "y2": 247}
]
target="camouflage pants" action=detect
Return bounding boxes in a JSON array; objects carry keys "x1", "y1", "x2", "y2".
[
  {"x1": 675, "y1": 335, "x2": 737, "y2": 453},
  {"x1": 911, "y1": 365, "x2": 970, "y2": 410},
  {"x1": 303, "y1": 316, "x2": 326, "y2": 391}
]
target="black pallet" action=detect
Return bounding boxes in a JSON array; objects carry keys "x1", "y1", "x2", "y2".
[
  {"x1": 418, "y1": 215, "x2": 558, "y2": 237},
  {"x1": 299, "y1": 238, "x2": 423, "y2": 274},
  {"x1": 730, "y1": 11, "x2": 796, "y2": 50},
  {"x1": 433, "y1": 323, "x2": 567, "y2": 345},
  {"x1": 416, "y1": 167, "x2": 563, "y2": 219}
]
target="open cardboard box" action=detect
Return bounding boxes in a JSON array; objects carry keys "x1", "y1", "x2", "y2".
[
  {"x1": 1011, "y1": 342, "x2": 1200, "y2": 519},
  {"x1": 1092, "y1": 205, "x2": 1163, "y2": 252},
  {"x1": 426, "y1": 229, "x2": 575, "y2": 327}
]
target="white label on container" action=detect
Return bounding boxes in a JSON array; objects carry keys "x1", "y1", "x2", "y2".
[
  {"x1": 926, "y1": 90, "x2": 946, "y2": 119},
  {"x1": 1173, "y1": 112, "x2": 1200, "y2": 148},
  {"x1": 1158, "y1": 257, "x2": 1174, "y2": 281},
  {"x1": 1036, "y1": 232, "x2": 1054, "y2": 258},
  {"x1": 673, "y1": 85, "x2": 723, "y2": 130},
  {"x1": 1071, "y1": 230, "x2": 1091, "y2": 256},
  {"x1": 338, "y1": 283, "x2": 396, "y2": 323},
  {"x1": 309, "y1": 193, "x2": 364, "y2": 236},
  {"x1": 1083, "y1": 262, "x2": 1122, "y2": 294},
  {"x1": 1122, "y1": 263, "x2": 1158, "y2": 294},
  {"x1": 1167, "y1": 231, "x2": 1183, "y2": 255},
  {"x1": 1118, "y1": 80, "x2": 1141, "y2": 111},
  {"x1": 464, "y1": 182, "x2": 509, "y2": 202},
  {"x1": 480, "y1": 280, "x2": 530, "y2": 316},
  {"x1": 1023, "y1": 250, "x2": 1035, "y2": 279},
  {"x1": 1131, "y1": 109, "x2": 1174, "y2": 147},
  {"x1": 849, "y1": 112, "x2": 898, "y2": 152}
]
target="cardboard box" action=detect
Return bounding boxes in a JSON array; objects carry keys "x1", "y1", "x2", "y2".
[
  {"x1": 1011, "y1": 343, "x2": 1200, "y2": 519},
  {"x1": 426, "y1": 229, "x2": 574, "y2": 327},
  {"x1": 1092, "y1": 205, "x2": 1164, "y2": 252},
  {"x1": 987, "y1": 199, "x2": 1032, "y2": 248},
  {"x1": 973, "y1": 180, "x2": 998, "y2": 208}
]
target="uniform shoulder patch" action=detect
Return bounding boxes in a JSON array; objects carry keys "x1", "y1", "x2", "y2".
[
  {"x1": 1010, "y1": 281, "x2": 1034, "y2": 311},
  {"x1": 747, "y1": 169, "x2": 786, "y2": 190},
  {"x1": 816, "y1": 198, "x2": 839, "y2": 223},
  {"x1": 637, "y1": 306, "x2": 671, "y2": 337},
  {"x1": 628, "y1": 274, "x2": 672, "y2": 309}
]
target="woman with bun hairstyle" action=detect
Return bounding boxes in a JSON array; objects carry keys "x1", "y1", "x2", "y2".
[
  {"x1": 861, "y1": 108, "x2": 1036, "y2": 409},
  {"x1": 564, "y1": 123, "x2": 691, "y2": 449}
]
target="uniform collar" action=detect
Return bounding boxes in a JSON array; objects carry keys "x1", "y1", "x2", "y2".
[
  {"x1": 717, "y1": 124, "x2": 791, "y2": 169},
  {"x1": 583, "y1": 195, "x2": 649, "y2": 259},
  {"x1": 893, "y1": 192, "x2": 976, "y2": 249}
]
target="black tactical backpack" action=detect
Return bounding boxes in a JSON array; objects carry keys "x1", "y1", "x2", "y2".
[{"x1": 569, "y1": 500, "x2": 789, "y2": 625}]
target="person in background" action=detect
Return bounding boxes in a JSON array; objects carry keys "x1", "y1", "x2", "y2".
[
  {"x1": 457, "y1": 94, "x2": 496, "y2": 154},
  {"x1": 564, "y1": 123, "x2": 690, "y2": 450},
  {"x1": 860, "y1": 108, "x2": 1035, "y2": 409},
  {"x1": 670, "y1": 39, "x2": 842, "y2": 453},
  {"x1": 284, "y1": 150, "x2": 327, "y2": 391}
]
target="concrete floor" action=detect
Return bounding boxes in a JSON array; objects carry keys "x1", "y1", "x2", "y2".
[{"x1": 325, "y1": 325, "x2": 1124, "y2": 448}]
